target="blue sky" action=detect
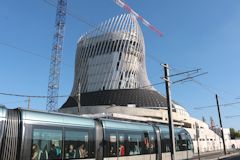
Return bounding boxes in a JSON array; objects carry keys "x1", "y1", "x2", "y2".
[{"x1": 1, "y1": 0, "x2": 240, "y2": 129}]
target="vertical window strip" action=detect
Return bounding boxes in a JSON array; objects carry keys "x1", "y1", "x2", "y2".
[
  {"x1": 107, "y1": 14, "x2": 128, "y2": 89},
  {"x1": 93, "y1": 18, "x2": 112, "y2": 91},
  {"x1": 110, "y1": 15, "x2": 129, "y2": 89},
  {"x1": 81, "y1": 32, "x2": 95, "y2": 92},
  {"x1": 105, "y1": 14, "x2": 126, "y2": 89}
]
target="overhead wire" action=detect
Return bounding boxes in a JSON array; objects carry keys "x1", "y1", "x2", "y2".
[
  {"x1": 0, "y1": 100, "x2": 27, "y2": 105},
  {"x1": 168, "y1": 63, "x2": 237, "y2": 100},
  {"x1": 165, "y1": 68, "x2": 201, "y2": 78},
  {"x1": 172, "y1": 72, "x2": 208, "y2": 84},
  {"x1": 191, "y1": 79, "x2": 216, "y2": 95},
  {"x1": 226, "y1": 115, "x2": 240, "y2": 119},
  {"x1": 164, "y1": 63, "x2": 238, "y2": 103},
  {"x1": 139, "y1": 81, "x2": 165, "y2": 89},
  {"x1": 0, "y1": 42, "x2": 73, "y2": 68},
  {"x1": 0, "y1": 79, "x2": 165, "y2": 100},
  {"x1": 165, "y1": 63, "x2": 236, "y2": 100},
  {"x1": 0, "y1": 74, "x2": 211, "y2": 101},
  {"x1": 194, "y1": 101, "x2": 240, "y2": 110},
  {"x1": 191, "y1": 81, "x2": 240, "y2": 118},
  {"x1": 0, "y1": 92, "x2": 68, "y2": 98},
  {"x1": 191, "y1": 78, "x2": 239, "y2": 103},
  {"x1": 43, "y1": 0, "x2": 98, "y2": 29},
  {"x1": 0, "y1": 42, "x2": 50, "y2": 60}
]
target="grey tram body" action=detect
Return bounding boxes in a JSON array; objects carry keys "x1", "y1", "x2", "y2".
[{"x1": 0, "y1": 106, "x2": 193, "y2": 160}]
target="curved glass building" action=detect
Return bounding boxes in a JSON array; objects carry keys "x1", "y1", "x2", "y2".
[{"x1": 61, "y1": 14, "x2": 167, "y2": 109}]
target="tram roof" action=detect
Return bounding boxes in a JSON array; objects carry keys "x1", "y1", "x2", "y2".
[
  {"x1": 101, "y1": 118, "x2": 154, "y2": 132},
  {"x1": 20, "y1": 108, "x2": 95, "y2": 128}
]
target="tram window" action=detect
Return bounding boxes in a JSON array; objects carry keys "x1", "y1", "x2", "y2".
[
  {"x1": 149, "y1": 132, "x2": 157, "y2": 154},
  {"x1": 160, "y1": 126, "x2": 171, "y2": 153},
  {"x1": 32, "y1": 127, "x2": 62, "y2": 160},
  {"x1": 127, "y1": 133, "x2": 141, "y2": 155},
  {"x1": 103, "y1": 121, "x2": 156, "y2": 157},
  {"x1": 104, "y1": 130, "x2": 117, "y2": 157},
  {"x1": 105, "y1": 130, "x2": 155, "y2": 157},
  {"x1": 185, "y1": 132, "x2": 194, "y2": 151},
  {"x1": 126, "y1": 131, "x2": 156, "y2": 155},
  {"x1": 142, "y1": 132, "x2": 152, "y2": 154},
  {"x1": 175, "y1": 129, "x2": 190, "y2": 151},
  {"x1": 118, "y1": 133, "x2": 126, "y2": 156},
  {"x1": 64, "y1": 128, "x2": 95, "y2": 159},
  {"x1": 104, "y1": 130, "x2": 127, "y2": 157},
  {"x1": 175, "y1": 133, "x2": 180, "y2": 151},
  {"x1": 179, "y1": 132, "x2": 188, "y2": 151},
  {"x1": 160, "y1": 126, "x2": 193, "y2": 152}
]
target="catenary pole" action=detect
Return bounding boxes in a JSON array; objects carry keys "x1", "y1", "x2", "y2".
[
  {"x1": 163, "y1": 64, "x2": 176, "y2": 160},
  {"x1": 215, "y1": 94, "x2": 227, "y2": 155}
]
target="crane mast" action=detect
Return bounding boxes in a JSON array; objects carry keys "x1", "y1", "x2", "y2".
[{"x1": 47, "y1": 0, "x2": 67, "y2": 111}]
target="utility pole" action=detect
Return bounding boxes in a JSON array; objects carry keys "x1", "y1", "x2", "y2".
[
  {"x1": 195, "y1": 122, "x2": 200, "y2": 160},
  {"x1": 202, "y1": 116, "x2": 206, "y2": 123},
  {"x1": 27, "y1": 97, "x2": 31, "y2": 109},
  {"x1": 215, "y1": 94, "x2": 227, "y2": 155},
  {"x1": 163, "y1": 64, "x2": 176, "y2": 160}
]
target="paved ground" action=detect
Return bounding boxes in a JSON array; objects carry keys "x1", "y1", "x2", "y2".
[
  {"x1": 192, "y1": 149, "x2": 240, "y2": 160},
  {"x1": 224, "y1": 155, "x2": 240, "y2": 160}
]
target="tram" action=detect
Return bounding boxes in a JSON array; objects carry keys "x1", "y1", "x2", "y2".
[{"x1": 0, "y1": 105, "x2": 194, "y2": 160}]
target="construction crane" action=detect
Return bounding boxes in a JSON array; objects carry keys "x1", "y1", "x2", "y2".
[
  {"x1": 114, "y1": 0, "x2": 163, "y2": 37},
  {"x1": 46, "y1": 0, "x2": 67, "y2": 112}
]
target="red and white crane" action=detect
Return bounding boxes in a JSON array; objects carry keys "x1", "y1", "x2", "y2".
[{"x1": 114, "y1": 0, "x2": 163, "y2": 37}]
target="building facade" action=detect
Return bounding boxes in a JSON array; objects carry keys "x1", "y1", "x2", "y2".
[{"x1": 61, "y1": 14, "x2": 167, "y2": 109}]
